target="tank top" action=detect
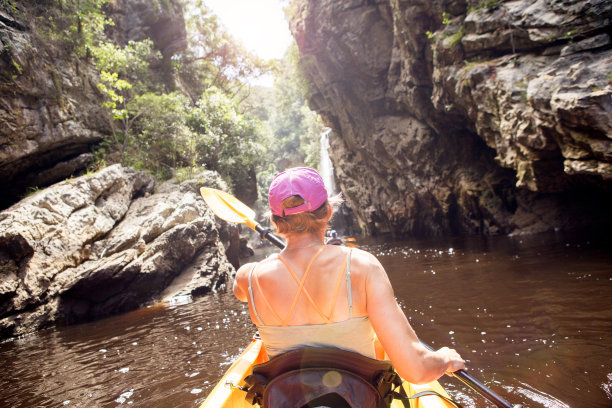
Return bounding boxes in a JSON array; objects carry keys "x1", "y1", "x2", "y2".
[{"x1": 248, "y1": 246, "x2": 376, "y2": 358}]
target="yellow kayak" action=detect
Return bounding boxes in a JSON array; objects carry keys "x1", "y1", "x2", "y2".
[{"x1": 200, "y1": 338, "x2": 457, "y2": 408}]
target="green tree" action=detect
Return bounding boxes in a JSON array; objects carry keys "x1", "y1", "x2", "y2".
[
  {"x1": 34, "y1": 0, "x2": 113, "y2": 57},
  {"x1": 250, "y1": 44, "x2": 324, "y2": 209},
  {"x1": 126, "y1": 92, "x2": 193, "y2": 179},
  {"x1": 93, "y1": 40, "x2": 159, "y2": 92},
  {"x1": 96, "y1": 71, "x2": 132, "y2": 149},
  {"x1": 175, "y1": 0, "x2": 271, "y2": 103},
  {"x1": 92, "y1": 39, "x2": 161, "y2": 158},
  {"x1": 46, "y1": 0, "x2": 324, "y2": 210},
  {"x1": 186, "y1": 87, "x2": 265, "y2": 204}
]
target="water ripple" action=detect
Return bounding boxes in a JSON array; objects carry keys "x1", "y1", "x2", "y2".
[{"x1": 1, "y1": 232, "x2": 610, "y2": 407}]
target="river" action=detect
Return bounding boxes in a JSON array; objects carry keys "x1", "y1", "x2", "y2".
[{"x1": 0, "y1": 231, "x2": 610, "y2": 407}]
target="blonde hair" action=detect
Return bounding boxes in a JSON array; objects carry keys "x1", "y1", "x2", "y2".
[{"x1": 271, "y1": 194, "x2": 343, "y2": 235}]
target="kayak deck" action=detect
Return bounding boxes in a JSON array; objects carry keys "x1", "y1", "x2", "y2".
[{"x1": 200, "y1": 339, "x2": 456, "y2": 408}]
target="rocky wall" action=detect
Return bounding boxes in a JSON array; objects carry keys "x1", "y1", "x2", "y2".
[
  {"x1": 290, "y1": 0, "x2": 612, "y2": 236},
  {"x1": 0, "y1": 2, "x2": 107, "y2": 210}
]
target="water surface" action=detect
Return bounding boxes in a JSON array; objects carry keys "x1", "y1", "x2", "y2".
[{"x1": 0, "y1": 231, "x2": 610, "y2": 407}]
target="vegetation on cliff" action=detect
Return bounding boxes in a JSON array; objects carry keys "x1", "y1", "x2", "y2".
[{"x1": 0, "y1": 0, "x2": 321, "y2": 209}]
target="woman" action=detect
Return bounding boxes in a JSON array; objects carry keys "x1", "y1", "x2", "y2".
[{"x1": 233, "y1": 167, "x2": 465, "y2": 385}]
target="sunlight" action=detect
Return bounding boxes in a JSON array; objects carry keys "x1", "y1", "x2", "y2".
[{"x1": 204, "y1": 0, "x2": 293, "y2": 61}]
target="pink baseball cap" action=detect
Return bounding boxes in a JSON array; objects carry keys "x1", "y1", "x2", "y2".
[{"x1": 268, "y1": 167, "x2": 328, "y2": 216}]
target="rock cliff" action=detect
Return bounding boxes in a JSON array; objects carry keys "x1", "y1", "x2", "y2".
[
  {"x1": 0, "y1": 1, "x2": 107, "y2": 210},
  {"x1": 0, "y1": 165, "x2": 237, "y2": 339},
  {"x1": 0, "y1": 0, "x2": 186, "y2": 210},
  {"x1": 291, "y1": 0, "x2": 612, "y2": 236}
]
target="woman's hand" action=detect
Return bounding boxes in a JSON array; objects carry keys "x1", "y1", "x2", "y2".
[{"x1": 437, "y1": 346, "x2": 466, "y2": 375}]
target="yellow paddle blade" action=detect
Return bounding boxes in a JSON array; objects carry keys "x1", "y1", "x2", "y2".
[{"x1": 200, "y1": 187, "x2": 257, "y2": 227}]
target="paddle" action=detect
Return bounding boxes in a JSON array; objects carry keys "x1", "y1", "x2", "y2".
[
  {"x1": 200, "y1": 187, "x2": 522, "y2": 408},
  {"x1": 420, "y1": 342, "x2": 521, "y2": 408},
  {"x1": 200, "y1": 187, "x2": 285, "y2": 249}
]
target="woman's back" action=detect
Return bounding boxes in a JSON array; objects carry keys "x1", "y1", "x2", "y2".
[
  {"x1": 244, "y1": 244, "x2": 368, "y2": 327},
  {"x1": 237, "y1": 244, "x2": 378, "y2": 358}
]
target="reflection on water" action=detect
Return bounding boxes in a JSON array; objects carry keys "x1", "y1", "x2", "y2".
[
  {"x1": 0, "y1": 231, "x2": 610, "y2": 407},
  {"x1": 0, "y1": 295, "x2": 253, "y2": 408}
]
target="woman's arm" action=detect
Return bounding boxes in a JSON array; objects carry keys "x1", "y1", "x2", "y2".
[{"x1": 360, "y1": 251, "x2": 465, "y2": 384}]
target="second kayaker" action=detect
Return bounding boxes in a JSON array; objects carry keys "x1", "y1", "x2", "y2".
[{"x1": 232, "y1": 167, "x2": 465, "y2": 385}]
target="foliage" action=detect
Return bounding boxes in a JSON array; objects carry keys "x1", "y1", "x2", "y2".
[
  {"x1": 125, "y1": 92, "x2": 192, "y2": 179},
  {"x1": 31, "y1": 0, "x2": 325, "y2": 206},
  {"x1": 186, "y1": 87, "x2": 265, "y2": 189},
  {"x1": 467, "y1": 0, "x2": 500, "y2": 14},
  {"x1": 449, "y1": 27, "x2": 465, "y2": 47},
  {"x1": 175, "y1": 0, "x2": 272, "y2": 102},
  {"x1": 92, "y1": 40, "x2": 160, "y2": 92},
  {"x1": 113, "y1": 87, "x2": 266, "y2": 191},
  {"x1": 97, "y1": 71, "x2": 131, "y2": 121},
  {"x1": 442, "y1": 12, "x2": 451, "y2": 25},
  {"x1": 24, "y1": 185, "x2": 40, "y2": 198},
  {"x1": 272, "y1": 44, "x2": 323, "y2": 169},
  {"x1": 241, "y1": 85, "x2": 275, "y2": 121},
  {"x1": 33, "y1": 0, "x2": 113, "y2": 57},
  {"x1": 1, "y1": 0, "x2": 18, "y2": 13},
  {"x1": 283, "y1": 0, "x2": 306, "y2": 24},
  {"x1": 67, "y1": 0, "x2": 112, "y2": 57},
  {"x1": 92, "y1": 40, "x2": 161, "y2": 156},
  {"x1": 77, "y1": 0, "x2": 271, "y2": 196},
  {"x1": 251, "y1": 43, "x2": 324, "y2": 208}
]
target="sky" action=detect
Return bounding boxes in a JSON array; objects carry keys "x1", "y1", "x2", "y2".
[{"x1": 204, "y1": 0, "x2": 294, "y2": 61}]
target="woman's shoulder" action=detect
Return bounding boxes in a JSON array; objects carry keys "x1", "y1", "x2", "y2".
[
  {"x1": 236, "y1": 254, "x2": 282, "y2": 278},
  {"x1": 351, "y1": 248, "x2": 389, "y2": 286},
  {"x1": 348, "y1": 247, "x2": 382, "y2": 267},
  {"x1": 237, "y1": 253, "x2": 278, "y2": 270}
]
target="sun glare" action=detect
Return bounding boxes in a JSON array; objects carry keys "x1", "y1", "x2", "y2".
[{"x1": 204, "y1": 0, "x2": 293, "y2": 61}]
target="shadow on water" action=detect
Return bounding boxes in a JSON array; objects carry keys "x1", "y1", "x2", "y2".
[{"x1": 0, "y1": 231, "x2": 610, "y2": 407}]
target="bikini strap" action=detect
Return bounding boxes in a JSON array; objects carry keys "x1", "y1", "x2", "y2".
[
  {"x1": 278, "y1": 245, "x2": 328, "y2": 325},
  {"x1": 247, "y1": 263, "x2": 264, "y2": 325},
  {"x1": 346, "y1": 249, "x2": 353, "y2": 318},
  {"x1": 248, "y1": 260, "x2": 286, "y2": 326},
  {"x1": 327, "y1": 252, "x2": 349, "y2": 321}
]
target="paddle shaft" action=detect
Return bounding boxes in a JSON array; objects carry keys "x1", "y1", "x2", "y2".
[
  {"x1": 254, "y1": 224, "x2": 286, "y2": 249},
  {"x1": 251, "y1": 227, "x2": 521, "y2": 408},
  {"x1": 420, "y1": 343, "x2": 521, "y2": 408}
]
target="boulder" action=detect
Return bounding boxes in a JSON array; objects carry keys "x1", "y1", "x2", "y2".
[{"x1": 0, "y1": 164, "x2": 237, "y2": 339}]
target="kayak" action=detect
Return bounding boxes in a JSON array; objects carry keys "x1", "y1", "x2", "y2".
[
  {"x1": 199, "y1": 188, "x2": 519, "y2": 408},
  {"x1": 200, "y1": 338, "x2": 457, "y2": 408}
]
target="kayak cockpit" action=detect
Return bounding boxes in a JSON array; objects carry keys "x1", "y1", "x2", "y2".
[{"x1": 200, "y1": 338, "x2": 459, "y2": 408}]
